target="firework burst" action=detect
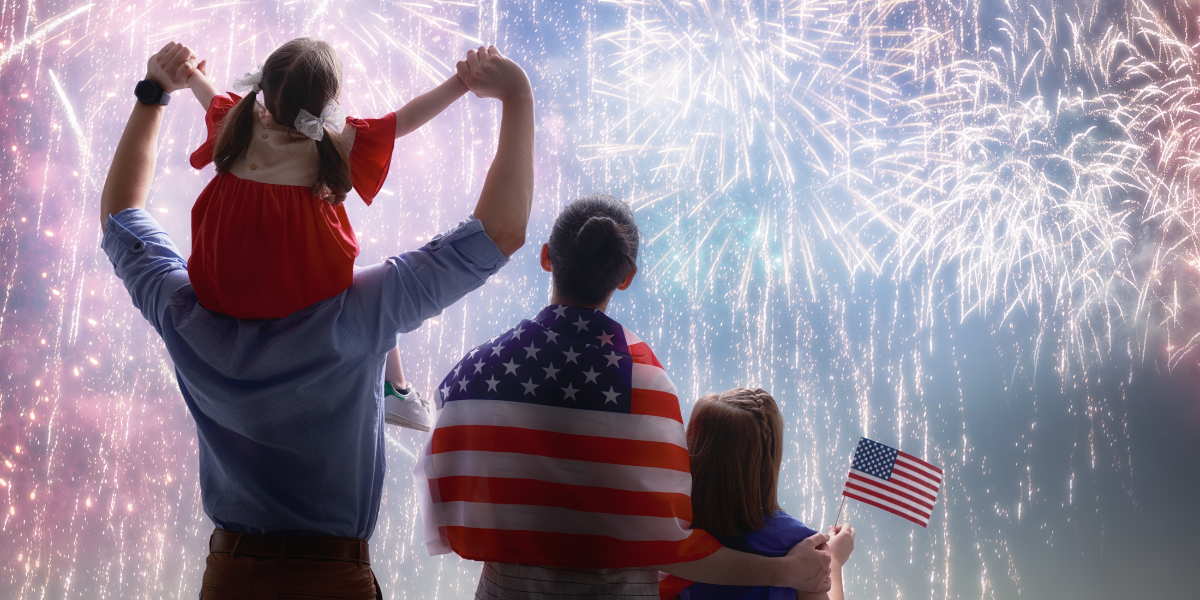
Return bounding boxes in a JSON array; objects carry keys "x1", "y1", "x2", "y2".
[{"x1": 585, "y1": 0, "x2": 940, "y2": 296}]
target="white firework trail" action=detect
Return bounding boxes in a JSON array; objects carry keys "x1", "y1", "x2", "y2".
[{"x1": 0, "y1": 4, "x2": 93, "y2": 69}]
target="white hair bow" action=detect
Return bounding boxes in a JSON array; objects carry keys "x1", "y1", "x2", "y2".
[
  {"x1": 232, "y1": 63, "x2": 264, "y2": 94},
  {"x1": 294, "y1": 100, "x2": 346, "y2": 141}
]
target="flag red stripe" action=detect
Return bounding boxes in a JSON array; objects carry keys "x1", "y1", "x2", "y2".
[
  {"x1": 628, "y1": 341, "x2": 663, "y2": 369},
  {"x1": 659, "y1": 574, "x2": 692, "y2": 600},
  {"x1": 431, "y1": 425, "x2": 691, "y2": 472},
  {"x1": 844, "y1": 478, "x2": 934, "y2": 511},
  {"x1": 898, "y1": 450, "x2": 943, "y2": 474},
  {"x1": 631, "y1": 388, "x2": 684, "y2": 423},
  {"x1": 843, "y1": 491, "x2": 929, "y2": 527},
  {"x1": 429, "y1": 476, "x2": 694, "y2": 520},
  {"x1": 891, "y1": 463, "x2": 941, "y2": 490},
  {"x1": 849, "y1": 469, "x2": 937, "y2": 502},
  {"x1": 845, "y1": 475, "x2": 935, "y2": 509},
  {"x1": 443, "y1": 526, "x2": 721, "y2": 569}
]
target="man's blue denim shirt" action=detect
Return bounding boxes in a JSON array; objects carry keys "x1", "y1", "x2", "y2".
[{"x1": 102, "y1": 208, "x2": 507, "y2": 539}]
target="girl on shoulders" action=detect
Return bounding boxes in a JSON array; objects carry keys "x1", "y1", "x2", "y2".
[
  {"x1": 182, "y1": 38, "x2": 476, "y2": 430},
  {"x1": 680, "y1": 388, "x2": 856, "y2": 600}
]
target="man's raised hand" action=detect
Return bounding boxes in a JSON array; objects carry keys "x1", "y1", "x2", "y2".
[
  {"x1": 785, "y1": 532, "x2": 833, "y2": 592},
  {"x1": 146, "y1": 42, "x2": 197, "y2": 93},
  {"x1": 456, "y1": 45, "x2": 531, "y2": 102}
]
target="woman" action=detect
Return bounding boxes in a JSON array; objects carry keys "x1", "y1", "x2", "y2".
[{"x1": 415, "y1": 194, "x2": 833, "y2": 599}]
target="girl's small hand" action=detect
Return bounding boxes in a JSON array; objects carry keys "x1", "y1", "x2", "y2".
[
  {"x1": 146, "y1": 42, "x2": 197, "y2": 93},
  {"x1": 456, "y1": 46, "x2": 531, "y2": 102},
  {"x1": 827, "y1": 524, "x2": 856, "y2": 566}
]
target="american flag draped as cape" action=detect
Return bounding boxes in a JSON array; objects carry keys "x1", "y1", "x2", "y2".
[{"x1": 415, "y1": 304, "x2": 721, "y2": 568}]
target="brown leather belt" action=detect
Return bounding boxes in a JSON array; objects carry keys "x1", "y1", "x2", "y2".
[{"x1": 209, "y1": 528, "x2": 370, "y2": 565}]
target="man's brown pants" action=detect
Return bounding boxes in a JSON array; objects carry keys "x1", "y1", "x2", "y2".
[{"x1": 199, "y1": 529, "x2": 382, "y2": 600}]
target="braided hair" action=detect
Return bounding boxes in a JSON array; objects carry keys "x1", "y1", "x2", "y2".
[{"x1": 686, "y1": 387, "x2": 785, "y2": 537}]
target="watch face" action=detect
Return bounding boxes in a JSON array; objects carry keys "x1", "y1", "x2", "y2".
[{"x1": 135, "y1": 80, "x2": 162, "y2": 103}]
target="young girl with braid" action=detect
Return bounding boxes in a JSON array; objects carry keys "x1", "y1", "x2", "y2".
[
  {"x1": 182, "y1": 38, "x2": 476, "y2": 430},
  {"x1": 677, "y1": 388, "x2": 857, "y2": 600}
]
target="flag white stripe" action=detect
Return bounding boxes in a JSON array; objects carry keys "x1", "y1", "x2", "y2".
[
  {"x1": 844, "y1": 489, "x2": 931, "y2": 525},
  {"x1": 890, "y1": 463, "x2": 940, "y2": 484},
  {"x1": 850, "y1": 469, "x2": 938, "y2": 502},
  {"x1": 845, "y1": 477, "x2": 935, "y2": 515},
  {"x1": 631, "y1": 362, "x2": 678, "y2": 396},
  {"x1": 896, "y1": 452, "x2": 942, "y2": 474},
  {"x1": 889, "y1": 469, "x2": 941, "y2": 494},
  {"x1": 622, "y1": 326, "x2": 644, "y2": 346},
  {"x1": 434, "y1": 399, "x2": 686, "y2": 448},
  {"x1": 422, "y1": 450, "x2": 693, "y2": 495},
  {"x1": 895, "y1": 456, "x2": 943, "y2": 483},
  {"x1": 432, "y1": 501, "x2": 693, "y2": 541}
]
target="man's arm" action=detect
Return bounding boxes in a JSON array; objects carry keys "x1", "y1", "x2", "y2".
[
  {"x1": 100, "y1": 103, "x2": 164, "y2": 230},
  {"x1": 394, "y1": 74, "x2": 469, "y2": 138},
  {"x1": 100, "y1": 42, "x2": 196, "y2": 229},
  {"x1": 457, "y1": 46, "x2": 534, "y2": 257},
  {"x1": 655, "y1": 533, "x2": 833, "y2": 592}
]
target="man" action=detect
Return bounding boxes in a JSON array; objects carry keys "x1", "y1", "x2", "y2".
[{"x1": 100, "y1": 42, "x2": 533, "y2": 599}]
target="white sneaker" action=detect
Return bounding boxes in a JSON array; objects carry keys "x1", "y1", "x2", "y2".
[{"x1": 383, "y1": 382, "x2": 432, "y2": 432}]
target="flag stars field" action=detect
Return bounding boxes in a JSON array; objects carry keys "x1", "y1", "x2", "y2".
[
  {"x1": 583, "y1": 367, "x2": 600, "y2": 384},
  {"x1": 602, "y1": 386, "x2": 620, "y2": 404},
  {"x1": 572, "y1": 316, "x2": 590, "y2": 332},
  {"x1": 562, "y1": 383, "x2": 579, "y2": 400}
]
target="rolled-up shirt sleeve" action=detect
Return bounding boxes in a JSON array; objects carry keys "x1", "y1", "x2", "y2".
[
  {"x1": 101, "y1": 209, "x2": 191, "y2": 334},
  {"x1": 345, "y1": 216, "x2": 509, "y2": 355}
]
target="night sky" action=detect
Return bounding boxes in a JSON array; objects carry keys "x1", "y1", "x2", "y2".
[{"x1": 1, "y1": 0, "x2": 1198, "y2": 598}]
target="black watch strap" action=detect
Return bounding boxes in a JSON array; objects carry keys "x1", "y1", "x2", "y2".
[{"x1": 134, "y1": 79, "x2": 171, "y2": 106}]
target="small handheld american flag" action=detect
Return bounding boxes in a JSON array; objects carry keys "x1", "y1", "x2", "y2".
[{"x1": 841, "y1": 437, "x2": 943, "y2": 527}]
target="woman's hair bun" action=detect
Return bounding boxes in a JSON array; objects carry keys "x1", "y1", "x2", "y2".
[
  {"x1": 575, "y1": 216, "x2": 619, "y2": 257},
  {"x1": 547, "y1": 194, "x2": 640, "y2": 305}
]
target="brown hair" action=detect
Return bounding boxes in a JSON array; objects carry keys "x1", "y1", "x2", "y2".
[
  {"x1": 548, "y1": 194, "x2": 639, "y2": 306},
  {"x1": 686, "y1": 387, "x2": 784, "y2": 537},
  {"x1": 212, "y1": 38, "x2": 352, "y2": 205}
]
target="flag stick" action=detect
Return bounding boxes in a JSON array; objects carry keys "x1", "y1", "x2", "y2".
[{"x1": 833, "y1": 495, "x2": 846, "y2": 530}]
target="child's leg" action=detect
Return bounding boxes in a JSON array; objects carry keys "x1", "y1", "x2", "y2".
[
  {"x1": 383, "y1": 345, "x2": 431, "y2": 430},
  {"x1": 385, "y1": 346, "x2": 408, "y2": 391}
]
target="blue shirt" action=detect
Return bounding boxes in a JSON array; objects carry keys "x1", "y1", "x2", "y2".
[
  {"x1": 102, "y1": 208, "x2": 507, "y2": 539},
  {"x1": 680, "y1": 512, "x2": 818, "y2": 600}
]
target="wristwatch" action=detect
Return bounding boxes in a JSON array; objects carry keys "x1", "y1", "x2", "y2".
[{"x1": 134, "y1": 79, "x2": 171, "y2": 106}]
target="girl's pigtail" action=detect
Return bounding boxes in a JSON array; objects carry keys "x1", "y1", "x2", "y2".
[
  {"x1": 212, "y1": 92, "x2": 260, "y2": 174},
  {"x1": 312, "y1": 129, "x2": 352, "y2": 205}
]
